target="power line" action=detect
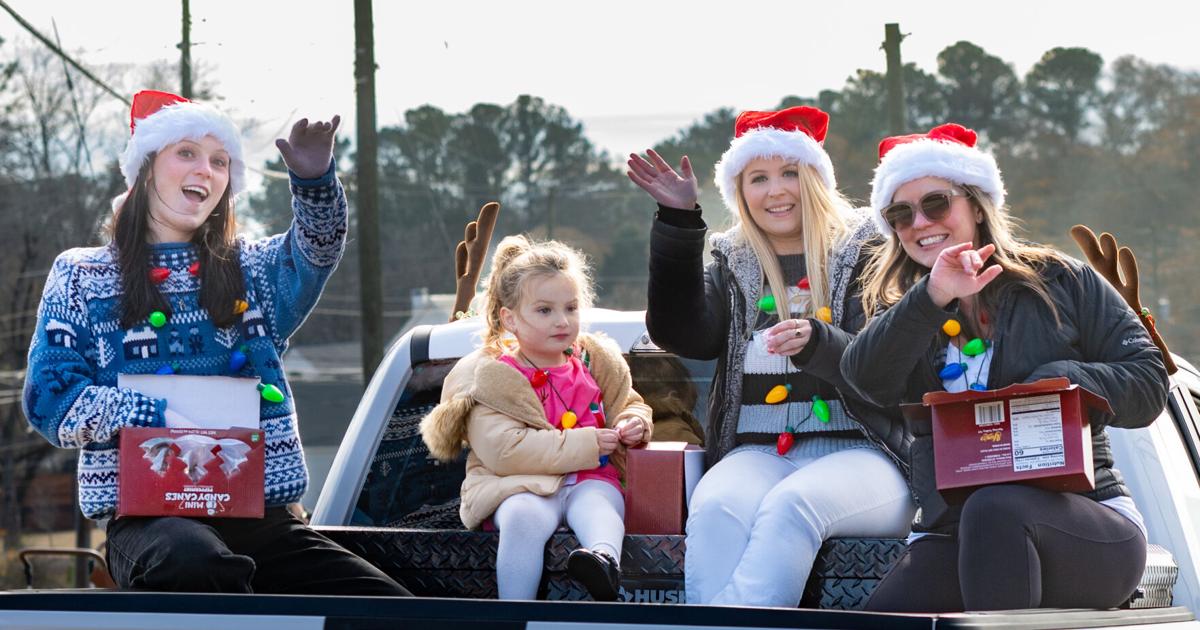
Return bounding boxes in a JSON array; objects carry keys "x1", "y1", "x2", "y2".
[{"x1": 0, "y1": 0, "x2": 129, "y2": 106}]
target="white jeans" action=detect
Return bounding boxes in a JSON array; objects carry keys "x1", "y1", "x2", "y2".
[
  {"x1": 685, "y1": 446, "x2": 914, "y2": 606},
  {"x1": 493, "y1": 480, "x2": 625, "y2": 600}
]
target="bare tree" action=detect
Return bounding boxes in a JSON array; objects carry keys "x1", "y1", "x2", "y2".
[{"x1": 0, "y1": 38, "x2": 120, "y2": 580}]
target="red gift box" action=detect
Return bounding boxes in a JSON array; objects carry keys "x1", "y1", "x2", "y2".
[
  {"x1": 624, "y1": 442, "x2": 704, "y2": 535},
  {"x1": 118, "y1": 427, "x2": 265, "y2": 518},
  {"x1": 916, "y1": 377, "x2": 1110, "y2": 493}
]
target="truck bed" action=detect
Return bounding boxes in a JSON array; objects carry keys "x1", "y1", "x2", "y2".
[
  {"x1": 317, "y1": 527, "x2": 1179, "y2": 610},
  {"x1": 0, "y1": 590, "x2": 1193, "y2": 629}
]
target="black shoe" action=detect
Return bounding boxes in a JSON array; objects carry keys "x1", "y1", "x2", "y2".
[{"x1": 567, "y1": 548, "x2": 620, "y2": 601}]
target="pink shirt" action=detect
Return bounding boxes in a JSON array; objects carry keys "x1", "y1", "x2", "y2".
[{"x1": 498, "y1": 353, "x2": 623, "y2": 494}]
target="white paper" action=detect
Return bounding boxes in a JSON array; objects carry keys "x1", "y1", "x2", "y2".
[
  {"x1": 118, "y1": 374, "x2": 261, "y2": 429},
  {"x1": 683, "y1": 448, "x2": 705, "y2": 509},
  {"x1": 1010, "y1": 394, "x2": 1066, "y2": 472}
]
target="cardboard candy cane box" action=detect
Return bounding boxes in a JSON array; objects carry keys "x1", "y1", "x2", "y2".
[
  {"x1": 908, "y1": 377, "x2": 1112, "y2": 494},
  {"x1": 118, "y1": 427, "x2": 264, "y2": 518},
  {"x1": 115, "y1": 374, "x2": 264, "y2": 518},
  {"x1": 624, "y1": 442, "x2": 704, "y2": 535}
]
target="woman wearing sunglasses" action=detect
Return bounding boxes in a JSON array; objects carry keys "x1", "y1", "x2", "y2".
[
  {"x1": 841, "y1": 123, "x2": 1169, "y2": 611},
  {"x1": 627, "y1": 106, "x2": 913, "y2": 607}
]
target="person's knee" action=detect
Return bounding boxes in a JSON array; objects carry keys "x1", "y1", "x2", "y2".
[
  {"x1": 137, "y1": 535, "x2": 254, "y2": 592},
  {"x1": 961, "y1": 485, "x2": 1032, "y2": 532},
  {"x1": 497, "y1": 495, "x2": 559, "y2": 538},
  {"x1": 756, "y1": 482, "x2": 825, "y2": 530},
  {"x1": 689, "y1": 477, "x2": 764, "y2": 525}
]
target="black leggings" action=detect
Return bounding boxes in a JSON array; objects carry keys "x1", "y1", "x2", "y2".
[
  {"x1": 866, "y1": 484, "x2": 1146, "y2": 612},
  {"x1": 106, "y1": 507, "x2": 411, "y2": 595}
]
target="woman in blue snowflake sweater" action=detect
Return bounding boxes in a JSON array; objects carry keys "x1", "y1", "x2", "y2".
[{"x1": 22, "y1": 90, "x2": 410, "y2": 595}]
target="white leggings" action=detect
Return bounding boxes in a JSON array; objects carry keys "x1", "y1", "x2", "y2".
[
  {"x1": 685, "y1": 446, "x2": 914, "y2": 606},
  {"x1": 493, "y1": 480, "x2": 625, "y2": 600}
]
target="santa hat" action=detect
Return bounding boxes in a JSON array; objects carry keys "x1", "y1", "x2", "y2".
[
  {"x1": 713, "y1": 106, "x2": 837, "y2": 218},
  {"x1": 869, "y1": 123, "x2": 1006, "y2": 237},
  {"x1": 116, "y1": 90, "x2": 246, "y2": 205}
]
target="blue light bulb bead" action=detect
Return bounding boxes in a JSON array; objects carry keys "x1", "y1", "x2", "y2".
[
  {"x1": 228, "y1": 346, "x2": 249, "y2": 372},
  {"x1": 939, "y1": 362, "x2": 967, "y2": 380}
]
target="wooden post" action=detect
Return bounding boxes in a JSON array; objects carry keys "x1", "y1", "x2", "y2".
[
  {"x1": 884, "y1": 23, "x2": 906, "y2": 135},
  {"x1": 355, "y1": 0, "x2": 383, "y2": 382},
  {"x1": 180, "y1": 0, "x2": 192, "y2": 98}
]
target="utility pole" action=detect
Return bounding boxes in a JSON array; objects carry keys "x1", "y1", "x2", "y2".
[
  {"x1": 180, "y1": 0, "x2": 192, "y2": 98},
  {"x1": 355, "y1": 0, "x2": 383, "y2": 383},
  {"x1": 883, "y1": 23, "x2": 906, "y2": 135}
]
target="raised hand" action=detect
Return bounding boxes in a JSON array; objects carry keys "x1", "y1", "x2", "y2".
[
  {"x1": 926, "y1": 242, "x2": 1003, "y2": 308},
  {"x1": 275, "y1": 115, "x2": 341, "y2": 180},
  {"x1": 626, "y1": 149, "x2": 699, "y2": 210}
]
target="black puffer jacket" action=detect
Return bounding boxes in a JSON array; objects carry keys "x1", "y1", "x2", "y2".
[
  {"x1": 841, "y1": 257, "x2": 1169, "y2": 533},
  {"x1": 646, "y1": 205, "x2": 910, "y2": 475}
]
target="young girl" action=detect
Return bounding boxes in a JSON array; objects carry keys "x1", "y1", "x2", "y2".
[
  {"x1": 842, "y1": 123, "x2": 1168, "y2": 611},
  {"x1": 22, "y1": 90, "x2": 408, "y2": 595},
  {"x1": 629, "y1": 106, "x2": 913, "y2": 607},
  {"x1": 421, "y1": 235, "x2": 653, "y2": 601}
]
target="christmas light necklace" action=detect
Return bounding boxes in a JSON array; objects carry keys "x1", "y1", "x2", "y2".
[
  {"x1": 520, "y1": 350, "x2": 583, "y2": 429},
  {"x1": 520, "y1": 348, "x2": 609, "y2": 466},
  {"x1": 143, "y1": 260, "x2": 282, "y2": 403},
  {"x1": 937, "y1": 313, "x2": 992, "y2": 391},
  {"x1": 755, "y1": 276, "x2": 833, "y2": 456}
]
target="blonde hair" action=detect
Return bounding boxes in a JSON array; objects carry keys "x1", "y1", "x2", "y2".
[
  {"x1": 734, "y1": 164, "x2": 849, "y2": 322},
  {"x1": 482, "y1": 234, "x2": 595, "y2": 352},
  {"x1": 861, "y1": 185, "x2": 1065, "y2": 325}
]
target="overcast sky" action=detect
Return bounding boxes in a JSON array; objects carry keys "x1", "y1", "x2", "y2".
[{"x1": 4, "y1": 1, "x2": 1199, "y2": 187}]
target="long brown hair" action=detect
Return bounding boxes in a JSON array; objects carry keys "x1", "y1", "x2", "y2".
[
  {"x1": 860, "y1": 184, "x2": 1065, "y2": 327},
  {"x1": 733, "y1": 164, "x2": 848, "y2": 324},
  {"x1": 109, "y1": 155, "x2": 245, "y2": 329}
]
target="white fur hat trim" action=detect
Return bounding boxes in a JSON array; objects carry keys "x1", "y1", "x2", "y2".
[
  {"x1": 713, "y1": 127, "x2": 836, "y2": 218},
  {"x1": 118, "y1": 101, "x2": 246, "y2": 196},
  {"x1": 869, "y1": 139, "x2": 1005, "y2": 236}
]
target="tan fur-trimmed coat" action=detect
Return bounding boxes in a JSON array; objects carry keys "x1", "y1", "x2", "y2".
[{"x1": 420, "y1": 333, "x2": 653, "y2": 530}]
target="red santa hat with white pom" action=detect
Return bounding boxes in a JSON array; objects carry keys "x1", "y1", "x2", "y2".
[
  {"x1": 713, "y1": 106, "x2": 837, "y2": 218},
  {"x1": 113, "y1": 90, "x2": 246, "y2": 210},
  {"x1": 869, "y1": 123, "x2": 1006, "y2": 237}
]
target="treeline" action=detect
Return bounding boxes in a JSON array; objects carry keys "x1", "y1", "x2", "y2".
[
  {"x1": 4, "y1": 37, "x2": 1200, "y2": 382},
  {"x1": 245, "y1": 42, "x2": 1200, "y2": 355}
]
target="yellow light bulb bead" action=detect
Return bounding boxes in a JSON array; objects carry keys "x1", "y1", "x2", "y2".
[
  {"x1": 764, "y1": 384, "x2": 789, "y2": 404},
  {"x1": 561, "y1": 410, "x2": 578, "y2": 428},
  {"x1": 943, "y1": 319, "x2": 962, "y2": 337},
  {"x1": 816, "y1": 306, "x2": 832, "y2": 323}
]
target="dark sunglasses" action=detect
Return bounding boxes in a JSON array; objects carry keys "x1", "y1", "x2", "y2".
[{"x1": 882, "y1": 189, "x2": 969, "y2": 231}]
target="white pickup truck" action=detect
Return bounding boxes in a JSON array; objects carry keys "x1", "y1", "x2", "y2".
[{"x1": 3, "y1": 307, "x2": 1199, "y2": 630}]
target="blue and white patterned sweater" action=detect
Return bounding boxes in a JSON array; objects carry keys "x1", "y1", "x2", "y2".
[{"x1": 22, "y1": 164, "x2": 347, "y2": 520}]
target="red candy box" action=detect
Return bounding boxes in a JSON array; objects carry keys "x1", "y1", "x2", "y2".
[{"x1": 117, "y1": 427, "x2": 265, "y2": 518}]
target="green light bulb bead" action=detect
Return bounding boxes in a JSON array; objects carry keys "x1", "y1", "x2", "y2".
[
  {"x1": 812, "y1": 396, "x2": 830, "y2": 423},
  {"x1": 258, "y1": 383, "x2": 285, "y2": 403},
  {"x1": 962, "y1": 338, "x2": 987, "y2": 357}
]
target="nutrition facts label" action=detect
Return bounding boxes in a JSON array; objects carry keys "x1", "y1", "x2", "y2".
[{"x1": 1010, "y1": 394, "x2": 1066, "y2": 471}]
